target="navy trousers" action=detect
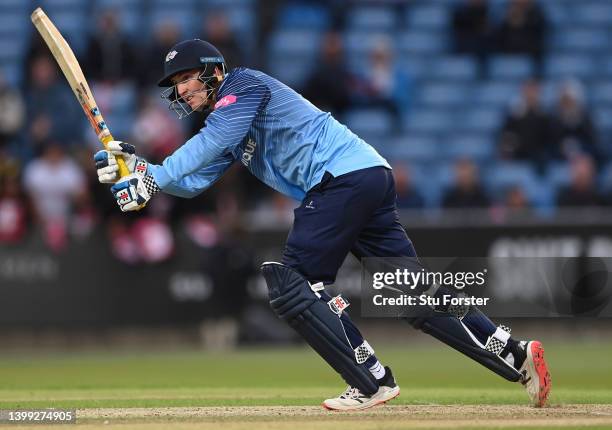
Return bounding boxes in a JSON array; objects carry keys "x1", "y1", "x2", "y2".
[
  {"x1": 282, "y1": 166, "x2": 500, "y2": 372},
  {"x1": 282, "y1": 166, "x2": 416, "y2": 285},
  {"x1": 281, "y1": 167, "x2": 416, "y2": 367}
]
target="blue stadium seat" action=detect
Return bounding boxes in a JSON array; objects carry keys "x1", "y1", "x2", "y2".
[
  {"x1": 344, "y1": 31, "x2": 395, "y2": 58},
  {"x1": 205, "y1": 0, "x2": 255, "y2": 6},
  {"x1": 97, "y1": 0, "x2": 142, "y2": 7},
  {"x1": 397, "y1": 31, "x2": 446, "y2": 55},
  {"x1": 0, "y1": 0, "x2": 29, "y2": 11},
  {"x1": 149, "y1": 9, "x2": 198, "y2": 38},
  {"x1": 403, "y1": 109, "x2": 455, "y2": 134},
  {"x1": 397, "y1": 58, "x2": 430, "y2": 80},
  {"x1": 403, "y1": 162, "x2": 445, "y2": 207},
  {"x1": 601, "y1": 57, "x2": 612, "y2": 78},
  {"x1": 545, "y1": 55, "x2": 597, "y2": 80},
  {"x1": 90, "y1": 5, "x2": 145, "y2": 37},
  {"x1": 406, "y1": 5, "x2": 449, "y2": 30},
  {"x1": 540, "y1": 1, "x2": 571, "y2": 27},
  {"x1": 473, "y1": 82, "x2": 519, "y2": 107},
  {"x1": 484, "y1": 162, "x2": 544, "y2": 205},
  {"x1": 546, "y1": 161, "x2": 572, "y2": 190},
  {"x1": 429, "y1": 56, "x2": 478, "y2": 81},
  {"x1": 417, "y1": 83, "x2": 471, "y2": 107},
  {"x1": 0, "y1": 63, "x2": 22, "y2": 87},
  {"x1": 594, "y1": 108, "x2": 612, "y2": 134},
  {"x1": 488, "y1": 55, "x2": 535, "y2": 80},
  {"x1": 0, "y1": 12, "x2": 29, "y2": 37},
  {"x1": 343, "y1": 109, "x2": 394, "y2": 138},
  {"x1": 538, "y1": 81, "x2": 561, "y2": 109},
  {"x1": 381, "y1": 134, "x2": 440, "y2": 163},
  {"x1": 278, "y1": 3, "x2": 330, "y2": 30},
  {"x1": 269, "y1": 30, "x2": 321, "y2": 58},
  {"x1": 224, "y1": 7, "x2": 255, "y2": 34},
  {"x1": 599, "y1": 161, "x2": 612, "y2": 193},
  {"x1": 347, "y1": 7, "x2": 397, "y2": 31},
  {"x1": 571, "y1": 2, "x2": 612, "y2": 26},
  {"x1": 105, "y1": 112, "x2": 135, "y2": 139},
  {"x1": 41, "y1": 0, "x2": 88, "y2": 10},
  {"x1": 591, "y1": 82, "x2": 612, "y2": 106},
  {"x1": 97, "y1": 83, "x2": 137, "y2": 116},
  {"x1": 153, "y1": 0, "x2": 194, "y2": 7},
  {"x1": 444, "y1": 135, "x2": 495, "y2": 162},
  {"x1": 551, "y1": 29, "x2": 610, "y2": 52},
  {"x1": 0, "y1": 40, "x2": 25, "y2": 63},
  {"x1": 435, "y1": 161, "x2": 457, "y2": 192},
  {"x1": 457, "y1": 109, "x2": 504, "y2": 134},
  {"x1": 266, "y1": 57, "x2": 312, "y2": 88}
]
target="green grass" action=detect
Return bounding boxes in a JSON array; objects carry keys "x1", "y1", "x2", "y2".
[{"x1": 0, "y1": 342, "x2": 609, "y2": 409}]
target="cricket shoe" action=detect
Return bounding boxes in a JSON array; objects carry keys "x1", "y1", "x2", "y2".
[
  {"x1": 322, "y1": 366, "x2": 400, "y2": 411},
  {"x1": 517, "y1": 341, "x2": 551, "y2": 407}
]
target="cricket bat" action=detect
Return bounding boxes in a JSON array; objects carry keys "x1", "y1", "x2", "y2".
[{"x1": 30, "y1": 7, "x2": 130, "y2": 178}]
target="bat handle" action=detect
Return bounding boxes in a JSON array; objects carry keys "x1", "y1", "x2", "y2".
[
  {"x1": 116, "y1": 157, "x2": 131, "y2": 178},
  {"x1": 101, "y1": 134, "x2": 131, "y2": 178}
]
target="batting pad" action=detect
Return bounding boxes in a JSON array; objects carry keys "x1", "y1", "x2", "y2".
[
  {"x1": 409, "y1": 309, "x2": 521, "y2": 382},
  {"x1": 261, "y1": 262, "x2": 379, "y2": 395}
]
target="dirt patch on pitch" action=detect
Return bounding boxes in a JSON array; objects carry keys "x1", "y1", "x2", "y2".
[{"x1": 74, "y1": 404, "x2": 612, "y2": 428}]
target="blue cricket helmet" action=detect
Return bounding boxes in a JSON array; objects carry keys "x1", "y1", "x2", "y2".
[{"x1": 157, "y1": 39, "x2": 226, "y2": 87}]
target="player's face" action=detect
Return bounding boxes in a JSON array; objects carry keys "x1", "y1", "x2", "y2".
[{"x1": 173, "y1": 69, "x2": 209, "y2": 111}]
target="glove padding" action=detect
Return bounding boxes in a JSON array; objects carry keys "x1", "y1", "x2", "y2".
[
  {"x1": 110, "y1": 173, "x2": 151, "y2": 212},
  {"x1": 94, "y1": 141, "x2": 147, "y2": 183}
]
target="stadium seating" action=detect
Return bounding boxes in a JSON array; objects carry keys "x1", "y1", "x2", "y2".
[
  {"x1": 488, "y1": 56, "x2": 535, "y2": 81},
  {"x1": 5, "y1": 0, "x2": 610, "y2": 212}
]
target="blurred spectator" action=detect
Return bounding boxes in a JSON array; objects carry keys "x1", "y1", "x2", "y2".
[
  {"x1": 452, "y1": 0, "x2": 491, "y2": 74},
  {"x1": 23, "y1": 143, "x2": 86, "y2": 251},
  {"x1": 490, "y1": 185, "x2": 530, "y2": 222},
  {"x1": 354, "y1": 37, "x2": 412, "y2": 118},
  {"x1": 73, "y1": 147, "x2": 117, "y2": 219},
  {"x1": 139, "y1": 21, "x2": 181, "y2": 88},
  {"x1": 0, "y1": 175, "x2": 29, "y2": 244},
  {"x1": 498, "y1": 79, "x2": 552, "y2": 166},
  {"x1": 557, "y1": 155, "x2": 604, "y2": 207},
  {"x1": 443, "y1": 159, "x2": 490, "y2": 208},
  {"x1": 25, "y1": 34, "x2": 54, "y2": 83},
  {"x1": 0, "y1": 73, "x2": 25, "y2": 148},
  {"x1": 27, "y1": 56, "x2": 82, "y2": 150},
  {"x1": 393, "y1": 164, "x2": 424, "y2": 209},
  {"x1": 503, "y1": 185, "x2": 530, "y2": 215},
  {"x1": 302, "y1": 31, "x2": 352, "y2": 116},
  {"x1": 493, "y1": 0, "x2": 547, "y2": 72},
  {"x1": 549, "y1": 80, "x2": 599, "y2": 161},
  {"x1": 132, "y1": 96, "x2": 184, "y2": 162},
  {"x1": 199, "y1": 12, "x2": 244, "y2": 69},
  {"x1": 85, "y1": 10, "x2": 136, "y2": 83}
]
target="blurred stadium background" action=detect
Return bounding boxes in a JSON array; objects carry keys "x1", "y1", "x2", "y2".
[{"x1": 1, "y1": 0, "x2": 612, "y2": 352}]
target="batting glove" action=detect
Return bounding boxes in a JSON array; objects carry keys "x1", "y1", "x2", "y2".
[
  {"x1": 110, "y1": 173, "x2": 156, "y2": 212},
  {"x1": 94, "y1": 141, "x2": 148, "y2": 184}
]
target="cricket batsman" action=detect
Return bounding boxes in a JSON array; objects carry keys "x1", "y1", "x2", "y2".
[{"x1": 94, "y1": 39, "x2": 551, "y2": 410}]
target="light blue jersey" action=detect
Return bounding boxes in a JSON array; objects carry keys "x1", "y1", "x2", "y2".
[{"x1": 148, "y1": 68, "x2": 390, "y2": 201}]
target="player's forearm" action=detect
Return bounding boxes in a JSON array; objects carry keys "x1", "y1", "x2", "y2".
[
  {"x1": 147, "y1": 164, "x2": 204, "y2": 198},
  {"x1": 148, "y1": 163, "x2": 228, "y2": 198}
]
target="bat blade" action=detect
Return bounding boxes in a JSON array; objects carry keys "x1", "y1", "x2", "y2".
[{"x1": 30, "y1": 7, "x2": 130, "y2": 178}]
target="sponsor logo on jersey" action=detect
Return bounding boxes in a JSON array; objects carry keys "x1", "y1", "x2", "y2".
[
  {"x1": 165, "y1": 50, "x2": 178, "y2": 62},
  {"x1": 214, "y1": 94, "x2": 237, "y2": 110},
  {"x1": 241, "y1": 138, "x2": 256, "y2": 167}
]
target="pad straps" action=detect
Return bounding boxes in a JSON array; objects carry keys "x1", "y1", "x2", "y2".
[{"x1": 485, "y1": 325, "x2": 512, "y2": 356}]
